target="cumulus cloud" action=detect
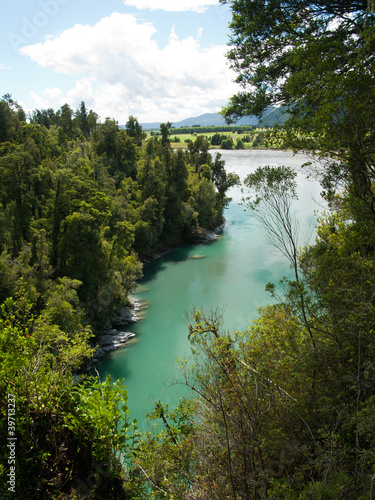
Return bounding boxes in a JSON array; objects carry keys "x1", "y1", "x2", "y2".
[
  {"x1": 20, "y1": 13, "x2": 236, "y2": 122},
  {"x1": 123, "y1": 0, "x2": 221, "y2": 13}
]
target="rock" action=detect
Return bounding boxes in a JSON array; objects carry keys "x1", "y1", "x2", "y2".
[
  {"x1": 91, "y1": 331, "x2": 136, "y2": 362},
  {"x1": 198, "y1": 220, "x2": 226, "y2": 243},
  {"x1": 141, "y1": 248, "x2": 171, "y2": 264},
  {"x1": 111, "y1": 299, "x2": 141, "y2": 327},
  {"x1": 201, "y1": 230, "x2": 218, "y2": 242},
  {"x1": 191, "y1": 219, "x2": 226, "y2": 243},
  {"x1": 89, "y1": 299, "x2": 140, "y2": 366}
]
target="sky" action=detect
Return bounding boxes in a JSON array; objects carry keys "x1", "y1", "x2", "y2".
[{"x1": 0, "y1": 0, "x2": 238, "y2": 124}]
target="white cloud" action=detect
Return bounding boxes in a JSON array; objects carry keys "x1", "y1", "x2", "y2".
[
  {"x1": 29, "y1": 88, "x2": 62, "y2": 109},
  {"x1": 20, "y1": 13, "x2": 236, "y2": 122},
  {"x1": 0, "y1": 64, "x2": 11, "y2": 70},
  {"x1": 123, "y1": 0, "x2": 221, "y2": 13},
  {"x1": 44, "y1": 88, "x2": 63, "y2": 100}
]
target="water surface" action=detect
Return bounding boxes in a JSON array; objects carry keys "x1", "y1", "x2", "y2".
[{"x1": 97, "y1": 150, "x2": 324, "y2": 427}]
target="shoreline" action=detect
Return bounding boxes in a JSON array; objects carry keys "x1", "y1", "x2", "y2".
[
  {"x1": 89, "y1": 220, "x2": 226, "y2": 366},
  {"x1": 88, "y1": 297, "x2": 141, "y2": 367}
]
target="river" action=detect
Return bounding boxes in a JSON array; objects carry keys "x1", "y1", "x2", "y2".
[{"x1": 97, "y1": 149, "x2": 324, "y2": 428}]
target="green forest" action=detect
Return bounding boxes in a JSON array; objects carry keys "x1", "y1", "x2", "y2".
[
  {"x1": 0, "y1": 95, "x2": 238, "y2": 497},
  {"x1": 1, "y1": 0, "x2": 375, "y2": 498}
]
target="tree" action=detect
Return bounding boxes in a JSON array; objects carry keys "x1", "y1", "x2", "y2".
[
  {"x1": 252, "y1": 132, "x2": 265, "y2": 148},
  {"x1": 235, "y1": 138, "x2": 244, "y2": 149},
  {"x1": 136, "y1": 306, "x2": 338, "y2": 499},
  {"x1": 190, "y1": 176, "x2": 218, "y2": 228},
  {"x1": 59, "y1": 103, "x2": 75, "y2": 141},
  {"x1": 221, "y1": 0, "x2": 374, "y2": 119},
  {"x1": 87, "y1": 109, "x2": 99, "y2": 137},
  {"x1": 31, "y1": 108, "x2": 57, "y2": 128},
  {"x1": 126, "y1": 115, "x2": 146, "y2": 146},
  {"x1": 220, "y1": 137, "x2": 234, "y2": 149},
  {"x1": 211, "y1": 152, "x2": 240, "y2": 212},
  {"x1": 0, "y1": 296, "x2": 134, "y2": 498},
  {"x1": 74, "y1": 101, "x2": 90, "y2": 138},
  {"x1": 187, "y1": 135, "x2": 212, "y2": 175},
  {"x1": 221, "y1": 0, "x2": 375, "y2": 220},
  {"x1": 160, "y1": 121, "x2": 172, "y2": 147},
  {"x1": 243, "y1": 166, "x2": 300, "y2": 280},
  {"x1": 95, "y1": 118, "x2": 119, "y2": 160},
  {"x1": 216, "y1": 5, "x2": 375, "y2": 495},
  {"x1": 0, "y1": 95, "x2": 22, "y2": 142},
  {"x1": 0, "y1": 143, "x2": 39, "y2": 252},
  {"x1": 95, "y1": 119, "x2": 138, "y2": 181},
  {"x1": 243, "y1": 165, "x2": 322, "y2": 373}
]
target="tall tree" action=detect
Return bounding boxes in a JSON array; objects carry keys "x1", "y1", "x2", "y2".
[
  {"x1": 221, "y1": 0, "x2": 374, "y2": 118},
  {"x1": 0, "y1": 95, "x2": 22, "y2": 142},
  {"x1": 74, "y1": 101, "x2": 90, "y2": 138},
  {"x1": 221, "y1": 0, "x2": 375, "y2": 219},
  {"x1": 160, "y1": 121, "x2": 172, "y2": 147},
  {"x1": 125, "y1": 115, "x2": 146, "y2": 146}
]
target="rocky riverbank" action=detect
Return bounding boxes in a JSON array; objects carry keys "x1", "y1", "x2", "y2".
[
  {"x1": 90, "y1": 298, "x2": 141, "y2": 365},
  {"x1": 199, "y1": 220, "x2": 226, "y2": 242},
  {"x1": 190, "y1": 219, "x2": 226, "y2": 243},
  {"x1": 90, "y1": 220, "x2": 226, "y2": 365}
]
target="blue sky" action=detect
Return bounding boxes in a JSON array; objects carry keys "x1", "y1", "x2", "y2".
[{"x1": 1, "y1": 0, "x2": 237, "y2": 123}]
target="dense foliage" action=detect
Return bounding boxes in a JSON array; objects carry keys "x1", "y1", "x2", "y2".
[
  {"x1": 0, "y1": 96, "x2": 237, "y2": 498},
  {"x1": 161, "y1": 125, "x2": 256, "y2": 135},
  {"x1": 221, "y1": 0, "x2": 375, "y2": 220},
  {"x1": 0, "y1": 97, "x2": 236, "y2": 332},
  {"x1": 122, "y1": 1, "x2": 375, "y2": 499},
  {"x1": 2, "y1": 0, "x2": 375, "y2": 496}
]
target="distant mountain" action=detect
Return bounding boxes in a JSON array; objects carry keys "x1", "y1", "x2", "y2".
[
  {"x1": 170, "y1": 112, "x2": 259, "y2": 128},
  {"x1": 140, "y1": 112, "x2": 257, "y2": 130},
  {"x1": 259, "y1": 107, "x2": 289, "y2": 127},
  {"x1": 140, "y1": 107, "x2": 288, "y2": 130}
]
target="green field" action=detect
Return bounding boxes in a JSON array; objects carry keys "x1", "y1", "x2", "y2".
[{"x1": 145, "y1": 129, "x2": 273, "y2": 149}]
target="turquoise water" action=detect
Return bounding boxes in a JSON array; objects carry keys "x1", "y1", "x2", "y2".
[{"x1": 97, "y1": 150, "x2": 323, "y2": 428}]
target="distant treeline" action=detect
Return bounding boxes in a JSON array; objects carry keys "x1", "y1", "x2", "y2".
[{"x1": 150, "y1": 124, "x2": 259, "y2": 135}]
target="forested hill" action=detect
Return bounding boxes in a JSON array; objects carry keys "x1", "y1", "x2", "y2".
[
  {"x1": 0, "y1": 100, "x2": 238, "y2": 333},
  {"x1": 0, "y1": 98, "x2": 239, "y2": 496}
]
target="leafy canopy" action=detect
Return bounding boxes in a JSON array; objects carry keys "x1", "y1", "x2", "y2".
[{"x1": 221, "y1": 0, "x2": 375, "y2": 119}]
